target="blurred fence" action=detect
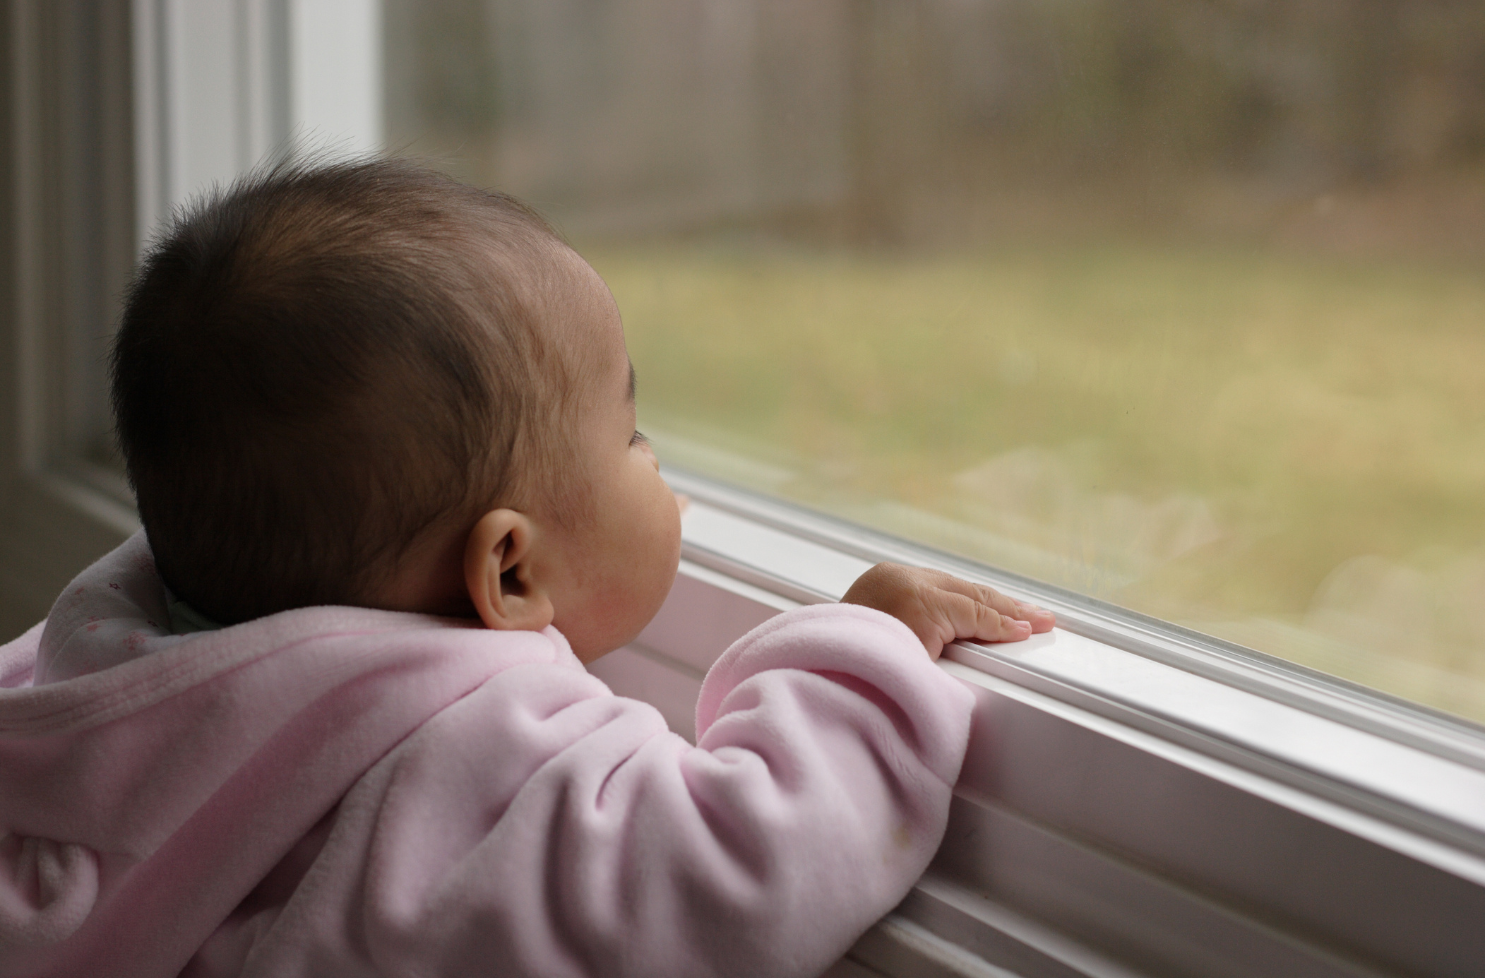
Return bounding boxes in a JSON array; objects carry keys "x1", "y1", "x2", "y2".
[{"x1": 385, "y1": 0, "x2": 1485, "y2": 242}]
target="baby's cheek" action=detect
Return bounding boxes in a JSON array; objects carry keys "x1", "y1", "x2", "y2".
[
  {"x1": 577, "y1": 580, "x2": 656, "y2": 661},
  {"x1": 649, "y1": 498, "x2": 684, "y2": 584},
  {"x1": 622, "y1": 526, "x2": 678, "y2": 618}
]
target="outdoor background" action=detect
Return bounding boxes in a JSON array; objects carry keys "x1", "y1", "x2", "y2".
[{"x1": 383, "y1": 0, "x2": 1485, "y2": 722}]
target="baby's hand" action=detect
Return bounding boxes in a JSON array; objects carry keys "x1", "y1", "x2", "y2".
[{"x1": 841, "y1": 563, "x2": 1055, "y2": 659}]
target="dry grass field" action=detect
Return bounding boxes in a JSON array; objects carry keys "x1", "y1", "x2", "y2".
[{"x1": 588, "y1": 241, "x2": 1485, "y2": 722}]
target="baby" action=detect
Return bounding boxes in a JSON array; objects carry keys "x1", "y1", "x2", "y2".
[{"x1": 0, "y1": 159, "x2": 1052, "y2": 978}]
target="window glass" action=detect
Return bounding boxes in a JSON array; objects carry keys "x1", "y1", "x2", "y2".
[{"x1": 384, "y1": 0, "x2": 1485, "y2": 723}]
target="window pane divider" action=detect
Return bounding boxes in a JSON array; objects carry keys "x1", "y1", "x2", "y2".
[
  {"x1": 667, "y1": 467, "x2": 1485, "y2": 772},
  {"x1": 666, "y1": 469, "x2": 1485, "y2": 868}
]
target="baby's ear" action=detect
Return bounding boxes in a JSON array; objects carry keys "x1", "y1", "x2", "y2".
[{"x1": 464, "y1": 509, "x2": 555, "y2": 632}]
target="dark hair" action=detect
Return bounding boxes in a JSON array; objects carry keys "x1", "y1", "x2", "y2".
[{"x1": 112, "y1": 156, "x2": 567, "y2": 624}]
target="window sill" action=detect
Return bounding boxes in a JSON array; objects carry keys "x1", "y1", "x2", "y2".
[{"x1": 589, "y1": 469, "x2": 1485, "y2": 977}]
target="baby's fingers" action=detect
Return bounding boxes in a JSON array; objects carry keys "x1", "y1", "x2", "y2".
[
  {"x1": 934, "y1": 588, "x2": 1034, "y2": 652},
  {"x1": 840, "y1": 562, "x2": 1054, "y2": 658},
  {"x1": 934, "y1": 575, "x2": 1056, "y2": 634}
]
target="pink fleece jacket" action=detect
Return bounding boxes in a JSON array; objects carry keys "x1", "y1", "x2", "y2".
[{"x1": 0, "y1": 534, "x2": 974, "y2": 978}]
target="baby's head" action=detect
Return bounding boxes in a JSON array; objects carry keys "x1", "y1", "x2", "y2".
[{"x1": 112, "y1": 158, "x2": 682, "y2": 660}]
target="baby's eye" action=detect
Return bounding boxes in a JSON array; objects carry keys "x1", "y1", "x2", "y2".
[{"x1": 630, "y1": 430, "x2": 649, "y2": 447}]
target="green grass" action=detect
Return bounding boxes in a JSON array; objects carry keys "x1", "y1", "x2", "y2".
[{"x1": 586, "y1": 241, "x2": 1485, "y2": 721}]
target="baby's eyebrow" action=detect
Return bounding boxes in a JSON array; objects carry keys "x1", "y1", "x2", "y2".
[{"x1": 627, "y1": 360, "x2": 637, "y2": 402}]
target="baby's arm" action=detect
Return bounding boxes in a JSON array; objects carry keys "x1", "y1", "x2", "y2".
[{"x1": 554, "y1": 567, "x2": 1050, "y2": 976}]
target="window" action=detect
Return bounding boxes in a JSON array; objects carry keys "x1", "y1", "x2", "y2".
[
  {"x1": 380, "y1": 6, "x2": 1485, "y2": 971},
  {"x1": 4, "y1": 2, "x2": 1483, "y2": 975},
  {"x1": 382, "y1": 0, "x2": 1485, "y2": 726}
]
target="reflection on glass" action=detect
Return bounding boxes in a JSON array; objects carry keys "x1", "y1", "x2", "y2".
[{"x1": 385, "y1": 0, "x2": 1485, "y2": 722}]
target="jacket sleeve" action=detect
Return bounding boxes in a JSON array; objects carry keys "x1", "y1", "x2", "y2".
[{"x1": 242, "y1": 604, "x2": 976, "y2": 978}]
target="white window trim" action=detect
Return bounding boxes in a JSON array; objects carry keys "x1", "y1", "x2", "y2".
[
  {"x1": 667, "y1": 473, "x2": 1485, "y2": 833},
  {"x1": 589, "y1": 470, "x2": 1485, "y2": 977},
  {"x1": 133, "y1": 0, "x2": 383, "y2": 251}
]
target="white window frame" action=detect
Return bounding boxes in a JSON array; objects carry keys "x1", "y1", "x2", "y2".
[
  {"x1": 612, "y1": 471, "x2": 1485, "y2": 978},
  {"x1": 5, "y1": 4, "x2": 1484, "y2": 976},
  {"x1": 133, "y1": 0, "x2": 382, "y2": 247}
]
